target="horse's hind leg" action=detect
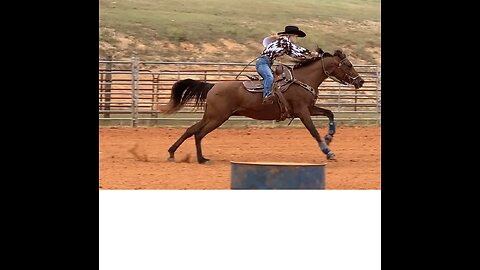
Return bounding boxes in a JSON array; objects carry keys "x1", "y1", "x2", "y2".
[
  {"x1": 194, "y1": 117, "x2": 229, "y2": 164},
  {"x1": 309, "y1": 106, "x2": 336, "y2": 145},
  {"x1": 167, "y1": 120, "x2": 205, "y2": 161},
  {"x1": 297, "y1": 109, "x2": 336, "y2": 160}
]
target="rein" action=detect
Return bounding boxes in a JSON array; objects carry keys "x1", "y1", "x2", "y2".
[
  {"x1": 289, "y1": 53, "x2": 358, "y2": 101},
  {"x1": 234, "y1": 56, "x2": 260, "y2": 80},
  {"x1": 320, "y1": 53, "x2": 359, "y2": 85}
]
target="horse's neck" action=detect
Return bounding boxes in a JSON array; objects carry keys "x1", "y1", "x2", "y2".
[{"x1": 294, "y1": 60, "x2": 328, "y2": 90}]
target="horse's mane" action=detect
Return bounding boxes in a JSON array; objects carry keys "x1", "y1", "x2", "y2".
[{"x1": 293, "y1": 48, "x2": 344, "y2": 69}]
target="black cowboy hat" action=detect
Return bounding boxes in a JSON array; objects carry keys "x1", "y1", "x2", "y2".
[{"x1": 277, "y1": 25, "x2": 306, "y2": 37}]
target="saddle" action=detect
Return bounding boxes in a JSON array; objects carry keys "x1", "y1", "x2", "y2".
[{"x1": 243, "y1": 64, "x2": 295, "y2": 121}]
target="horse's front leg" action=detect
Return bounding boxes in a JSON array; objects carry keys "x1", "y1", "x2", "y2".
[
  {"x1": 309, "y1": 106, "x2": 336, "y2": 145},
  {"x1": 298, "y1": 109, "x2": 336, "y2": 160}
]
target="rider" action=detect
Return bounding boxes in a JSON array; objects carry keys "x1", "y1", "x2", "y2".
[{"x1": 256, "y1": 25, "x2": 316, "y2": 104}]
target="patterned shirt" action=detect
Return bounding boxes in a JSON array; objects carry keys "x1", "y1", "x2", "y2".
[{"x1": 260, "y1": 36, "x2": 313, "y2": 62}]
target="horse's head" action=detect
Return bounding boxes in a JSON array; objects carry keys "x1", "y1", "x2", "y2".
[{"x1": 320, "y1": 49, "x2": 364, "y2": 89}]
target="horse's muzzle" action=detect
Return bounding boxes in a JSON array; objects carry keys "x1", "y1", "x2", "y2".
[{"x1": 354, "y1": 77, "x2": 364, "y2": 89}]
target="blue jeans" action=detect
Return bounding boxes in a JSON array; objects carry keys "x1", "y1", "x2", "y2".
[{"x1": 255, "y1": 56, "x2": 273, "y2": 97}]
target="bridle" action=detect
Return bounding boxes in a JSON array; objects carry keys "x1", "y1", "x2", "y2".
[{"x1": 320, "y1": 53, "x2": 360, "y2": 85}]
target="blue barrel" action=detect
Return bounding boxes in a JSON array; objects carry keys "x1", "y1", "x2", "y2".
[{"x1": 231, "y1": 161, "x2": 326, "y2": 189}]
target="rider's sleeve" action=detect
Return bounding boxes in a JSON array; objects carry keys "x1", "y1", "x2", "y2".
[{"x1": 287, "y1": 41, "x2": 313, "y2": 59}]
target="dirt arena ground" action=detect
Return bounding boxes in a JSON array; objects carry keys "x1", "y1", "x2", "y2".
[{"x1": 99, "y1": 126, "x2": 380, "y2": 189}]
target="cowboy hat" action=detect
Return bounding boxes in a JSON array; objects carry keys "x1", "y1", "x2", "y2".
[{"x1": 277, "y1": 25, "x2": 306, "y2": 37}]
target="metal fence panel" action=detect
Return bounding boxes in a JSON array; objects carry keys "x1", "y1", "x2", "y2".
[{"x1": 99, "y1": 54, "x2": 381, "y2": 126}]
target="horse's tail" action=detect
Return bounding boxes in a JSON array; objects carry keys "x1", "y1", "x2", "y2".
[{"x1": 160, "y1": 79, "x2": 215, "y2": 114}]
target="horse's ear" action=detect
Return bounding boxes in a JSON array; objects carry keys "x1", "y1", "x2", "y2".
[
  {"x1": 316, "y1": 47, "x2": 324, "y2": 54},
  {"x1": 334, "y1": 50, "x2": 346, "y2": 59}
]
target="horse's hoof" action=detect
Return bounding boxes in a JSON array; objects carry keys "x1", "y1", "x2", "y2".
[
  {"x1": 326, "y1": 151, "x2": 336, "y2": 160},
  {"x1": 325, "y1": 134, "x2": 333, "y2": 145},
  {"x1": 167, "y1": 157, "x2": 175, "y2": 162},
  {"x1": 198, "y1": 158, "x2": 211, "y2": 164}
]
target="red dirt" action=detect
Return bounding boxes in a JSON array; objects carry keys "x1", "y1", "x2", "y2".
[{"x1": 99, "y1": 127, "x2": 380, "y2": 189}]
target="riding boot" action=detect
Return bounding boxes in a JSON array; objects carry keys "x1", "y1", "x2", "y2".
[{"x1": 262, "y1": 93, "x2": 274, "y2": 104}]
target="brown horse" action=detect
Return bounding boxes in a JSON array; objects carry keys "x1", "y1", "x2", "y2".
[{"x1": 161, "y1": 48, "x2": 364, "y2": 163}]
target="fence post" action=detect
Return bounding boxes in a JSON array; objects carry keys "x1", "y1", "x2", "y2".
[
  {"x1": 337, "y1": 84, "x2": 341, "y2": 112},
  {"x1": 376, "y1": 65, "x2": 381, "y2": 126},
  {"x1": 354, "y1": 88, "x2": 358, "y2": 112},
  {"x1": 104, "y1": 55, "x2": 112, "y2": 118},
  {"x1": 152, "y1": 74, "x2": 159, "y2": 118},
  {"x1": 131, "y1": 52, "x2": 139, "y2": 127},
  {"x1": 217, "y1": 64, "x2": 222, "y2": 80},
  {"x1": 99, "y1": 66, "x2": 104, "y2": 112},
  {"x1": 176, "y1": 64, "x2": 180, "y2": 80}
]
